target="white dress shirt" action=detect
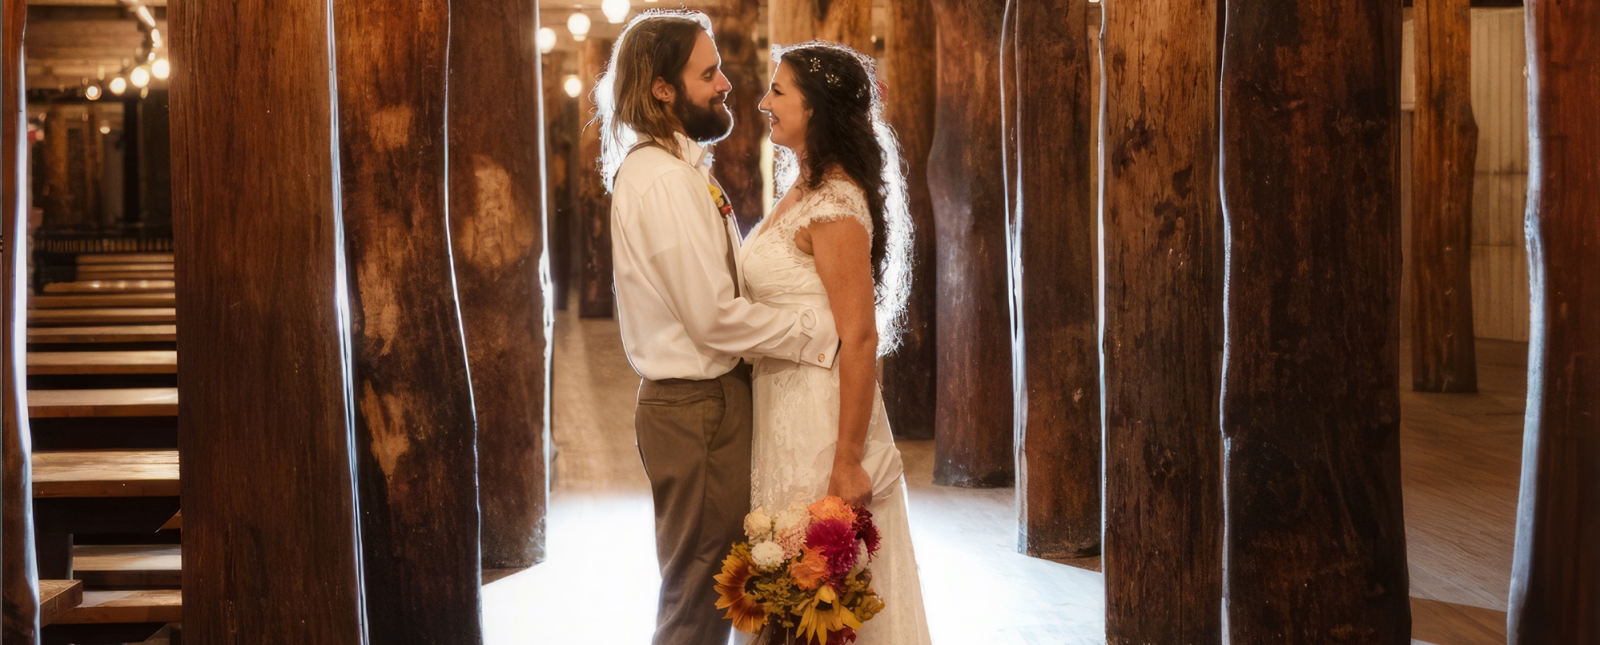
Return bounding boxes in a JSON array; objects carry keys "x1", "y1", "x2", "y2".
[{"x1": 610, "y1": 133, "x2": 840, "y2": 382}]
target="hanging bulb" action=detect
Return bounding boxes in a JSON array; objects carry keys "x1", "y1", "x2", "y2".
[
  {"x1": 537, "y1": 27, "x2": 558, "y2": 54},
  {"x1": 152, "y1": 58, "x2": 170, "y2": 80},
  {"x1": 563, "y1": 75, "x2": 582, "y2": 98},
  {"x1": 150, "y1": 28, "x2": 163, "y2": 48},
  {"x1": 130, "y1": 66, "x2": 151, "y2": 88},
  {"x1": 109, "y1": 76, "x2": 128, "y2": 95},
  {"x1": 601, "y1": 0, "x2": 630, "y2": 24},
  {"x1": 99, "y1": 122, "x2": 111, "y2": 135},
  {"x1": 85, "y1": 84, "x2": 102, "y2": 100},
  {"x1": 567, "y1": 12, "x2": 590, "y2": 42}
]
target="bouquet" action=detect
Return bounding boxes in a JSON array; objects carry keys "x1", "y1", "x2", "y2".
[{"x1": 714, "y1": 495, "x2": 885, "y2": 645}]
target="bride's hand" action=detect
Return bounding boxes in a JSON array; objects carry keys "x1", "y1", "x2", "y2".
[{"x1": 827, "y1": 460, "x2": 873, "y2": 509}]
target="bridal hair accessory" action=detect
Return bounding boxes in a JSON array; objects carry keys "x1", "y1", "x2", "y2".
[
  {"x1": 792, "y1": 49, "x2": 872, "y2": 101},
  {"x1": 715, "y1": 496, "x2": 884, "y2": 645}
]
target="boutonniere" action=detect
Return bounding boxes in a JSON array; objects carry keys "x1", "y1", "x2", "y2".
[{"x1": 708, "y1": 184, "x2": 735, "y2": 220}]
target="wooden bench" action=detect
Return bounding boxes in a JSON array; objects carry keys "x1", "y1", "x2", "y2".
[
  {"x1": 30, "y1": 294, "x2": 176, "y2": 309},
  {"x1": 28, "y1": 351, "x2": 178, "y2": 376},
  {"x1": 42, "y1": 280, "x2": 175, "y2": 295},
  {"x1": 28, "y1": 308, "x2": 178, "y2": 326},
  {"x1": 40, "y1": 579, "x2": 84, "y2": 626},
  {"x1": 32, "y1": 450, "x2": 180, "y2": 498},
  {"x1": 28, "y1": 389, "x2": 180, "y2": 419},
  {"x1": 73, "y1": 545, "x2": 181, "y2": 588},
  {"x1": 76, "y1": 253, "x2": 175, "y2": 266},
  {"x1": 28, "y1": 325, "x2": 178, "y2": 345}
]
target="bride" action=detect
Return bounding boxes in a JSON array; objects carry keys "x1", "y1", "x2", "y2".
[{"x1": 741, "y1": 41, "x2": 932, "y2": 645}]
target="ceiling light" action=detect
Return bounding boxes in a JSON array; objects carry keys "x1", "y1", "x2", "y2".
[
  {"x1": 563, "y1": 75, "x2": 582, "y2": 98},
  {"x1": 601, "y1": 0, "x2": 630, "y2": 23},
  {"x1": 537, "y1": 27, "x2": 557, "y2": 54},
  {"x1": 567, "y1": 12, "x2": 590, "y2": 42},
  {"x1": 99, "y1": 122, "x2": 111, "y2": 134},
  {"x1": 152, "y1": 58, "x2": 170, "y2": 80},
  {"x1": 85, "y1": 84, "x2": 102, "y2": 100},
  {"x1": 130, "y1": 66, "x2": 151, "y2": 88},
  {"x1": 109, "y1": 76, "x2": 127, "y2": 95}
]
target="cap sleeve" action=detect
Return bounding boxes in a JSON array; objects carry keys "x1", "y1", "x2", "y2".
[{"x1": 777, "y1": 173, "x2": 874, "y2": 244}]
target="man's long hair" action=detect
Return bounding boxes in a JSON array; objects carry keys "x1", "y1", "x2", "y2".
[{"x1": 594, "y1": 10, "x2": 713, "y2": 192}]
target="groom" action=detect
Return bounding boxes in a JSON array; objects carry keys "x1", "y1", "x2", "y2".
[{"x1": 597, "y1": 11, "x2": 841, "y2": 645}]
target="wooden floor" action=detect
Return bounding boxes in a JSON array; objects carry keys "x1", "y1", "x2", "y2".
[{"x1": 481, "y1": 307, "x2": 1525, "y2": 644}]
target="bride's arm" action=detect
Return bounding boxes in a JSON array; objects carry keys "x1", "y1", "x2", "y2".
[{"x1": 801, "y1": 218, "x2": 877, "y2": 509}]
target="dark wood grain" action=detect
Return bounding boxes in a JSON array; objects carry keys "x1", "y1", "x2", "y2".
[
  {"x1": 332, "y1": 0, "x2": 483, "y2": 639},
  {"x1": 929, "y1": 0, "x2": 1013, "y2": 488},
  {"x1": 1001, "y1": 0, "x2": 1099, "y2": 559},
  {"x1": 577, "y1": 37, "x2": 615, "y2": 319},
  {"x1": 1509, "y1": 1, "x2": 1600, "y2": 641},
  {"x1": 449, "y1": 0, "x2": 551, "y2": 571},
  {"x1": 1100, "y1": 0, "x2": 1223, "y2": 638},
  {"x1": 768, "y1": 0, "x2": 871, "y2": 52},
  {"x1": 3, "y1": 0, "x2": 41, "y2": 638},
  {"x1": 1221, "y1": 0, "x2": 1410, "y2": 641},
  {"x1": 1411, "y1": 0, "x2": 1478, "y2": 393},
  {"x1": 880, "y1": 0, "x2": 937, "y2": 441},
  {"x1": 544, "y1": 51, "x2": 576, "y2": 311},
  {"x1": 169, "y1": 0, "x2": 367, "y2": 639},
  {"x1": 711, "y1": 0, "x2": 764, "y2": 235}
]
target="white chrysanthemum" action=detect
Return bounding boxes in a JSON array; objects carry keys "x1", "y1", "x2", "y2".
[
  {"x1": 744, "y1": 509, "x2": 774, "y2": 542},
  {"x1": 750, "y1": 541, "x2": 786, "y2": 571}
]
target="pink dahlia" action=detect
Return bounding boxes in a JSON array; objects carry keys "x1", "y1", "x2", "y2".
[{"x1": 806, "y1": 517, "x2": 859, "y2": 582}]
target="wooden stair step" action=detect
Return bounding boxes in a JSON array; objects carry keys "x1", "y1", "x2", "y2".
[
  {"x1": 28, "y1": 325, "x2": 177, "y2": 344},
  {"x1": 75, "y1": 264, "x2": 174, "y2": 274},
  {"x1": 76, "y1": 253, "x2": 174, "y2": 266},
  {"x1": 28, "y1": 308, "x2": 177, "y2": 326},
  {"x1": 73, "y1": 545, "x2": 182, "y2": 588},
  {"x1": 42, "y1": 280, "x2": 175, "y2": 295},
  {"x1": 54, "y1": 589, "x2": 181, "y2": 625},
  {"x1": 72, "y1": 271, "x2": 176, "y2": 281},
  {"x1": 30, "y1": 294, "x2": 176, "y2": 309},
  {"x1": 32, "y1": 450, "x2": 180, "y2": 498},
  {"x1": 29, "y1": 388, "x2": 179, "y2": 418},
  {"x1": 39, "y1": 579, "x2": 84, "y2": 626},
  {"x1": 28, "y1": 351, "x2": 178, "y2": 376}
]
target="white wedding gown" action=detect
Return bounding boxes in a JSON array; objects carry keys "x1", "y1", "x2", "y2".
[{"x1": 739, "y1": 174, "x2": 933, "y2": 645}]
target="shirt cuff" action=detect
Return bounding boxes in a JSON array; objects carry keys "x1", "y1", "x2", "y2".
[{"x1": 796, "y1": 308, "x2": 840, "y2": 369}]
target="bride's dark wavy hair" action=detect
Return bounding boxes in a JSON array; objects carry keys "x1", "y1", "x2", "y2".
[{"x1": 773, "y1": 41, "x2": 912, "y2": 355}]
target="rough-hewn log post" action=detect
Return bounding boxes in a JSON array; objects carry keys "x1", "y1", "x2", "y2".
[
  {"x1": 930, "y1": 0, "x2": 1012, "y2": 488},
  {"x1": 577, "y1": 37, "x2": 614, "y2": 319},
  {"x1": 1001, "y1": 0, "x2": 1099, "y2": 558},
  {"x1": 881, "y1": 0, "x2": 938, "y2": 441},
  {"x1": 2, "y1": 0, "x2": 40, "y2": 638},
  {"x1": 712, "y1": 0, "x2": 764, "y2": 235},
  {"x1": 1411, "y1": 0, "x2": 1478, "y2": 393},
  {"x1": 1100, "y1": 0, "x2": 1223, "y2": 638},
  {"x1": 768, "y1": 0, "x2": 872, "y2": 52},
  {"x1": 1509, "y1": 1, "x2": 1600, "y2": 640},
  {"x1": 331, "y1": 0, "x2": 483, "y2": 639},
  {"x1": 544, "y1": 51, "x2": 575, "y2": 311},
  {"x1": 449, "y1": 0, "x2": 551, "y2": 571},
  {"x1": 1221, "y1": 0, "x2": 1410, "y2": 641},
  {"x1": 170, "y1": 0, "x2": 367, "y2": 638}
]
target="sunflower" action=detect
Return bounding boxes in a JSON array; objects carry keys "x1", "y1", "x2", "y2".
[
  {"x1": 795, "y1": 584, "x2": 863, "y2": 645},
  {"x1": 714, "y1": 547, "x2": 768, "y2": 633}
]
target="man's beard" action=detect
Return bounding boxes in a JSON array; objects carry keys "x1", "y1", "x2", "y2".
[{"x1": 675, "y1": 91, "x2": 733, "y2": 144}]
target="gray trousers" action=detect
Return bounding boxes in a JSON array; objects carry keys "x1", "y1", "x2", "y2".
[{"x1": 635, "y1": 364, "x2": 752, "y2": 645}]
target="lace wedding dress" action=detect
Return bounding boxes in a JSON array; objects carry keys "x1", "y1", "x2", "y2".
[{"x1": 740, "y1": 173, "x2": 933, "y2": 645}]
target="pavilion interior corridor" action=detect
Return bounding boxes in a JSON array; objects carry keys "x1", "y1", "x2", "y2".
[{"x1": 479, "y1": 304, "x2": 1527, "y2": 645}]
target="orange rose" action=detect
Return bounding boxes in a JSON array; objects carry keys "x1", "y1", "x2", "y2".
[{"x1": 807, "y1": 495, "x2": 857, "y2": 524}]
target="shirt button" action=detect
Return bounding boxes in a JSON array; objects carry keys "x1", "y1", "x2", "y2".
[{"x1": 819, "y1": 354, "x2": 826, "y2": 362}]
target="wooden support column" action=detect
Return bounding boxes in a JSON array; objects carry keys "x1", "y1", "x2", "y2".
[
  {"x1": 332, "y1": 0, "x2": 483, "y2": 639},
  {"x1": 712, "y1": 0, "x2": 764, "y2": 234},
  {"x1": 1221, "y1": 0, "x2": 1409, "y2": 641},
  {"x1": 1101, "y1": 0, "x2": 1223, "y2": 638},
  {"x1": 543, "y1": 51, "x2": 575, "y2": 310},
  {"x1": 768, "y1": 0, "x2": 872, "y2": 52},
  {"x1": 1001, "y1": 0, "x2": 1099, "y2": 558},
  {"x1": 2, "y1": 0, "x2": 41, "y2": 638},
  {"x1": 881, "y1": 0, "x2": 937, "y2": 441},
  {"x1": 1411, "y1": 0, "x2": 1478, "y2": 393},
  {"x1": 577, "y1": 37, "x2": 614, "y2": 319},
  {"x1": 930, "y1": 0, "x2": 1012, "y2": 488},
  {"x1": 449, "y1": 0, "x2": 551, "y2": 570},
  {"x1": 170, "y1": 0, "x2": 367, "y2": 639},
  {"x1": 1510, "y1": 0, "x2": 1600, "y2": 640}
]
